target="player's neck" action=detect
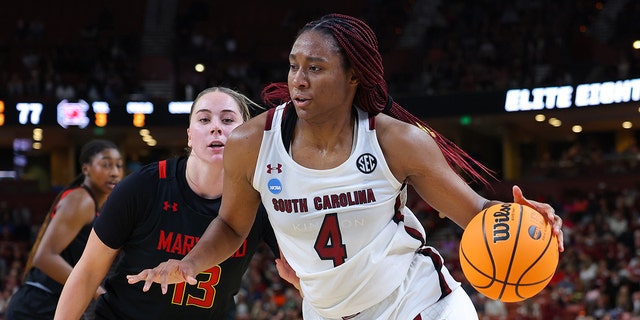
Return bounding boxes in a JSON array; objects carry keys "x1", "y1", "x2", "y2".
[{"x1": 185, "y1": 159, "x2": 223, "y2": 199}]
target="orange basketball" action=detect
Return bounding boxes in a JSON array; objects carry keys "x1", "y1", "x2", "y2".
[{"x1": 459, "y1": 202, "x2": 559, "y2": 302}]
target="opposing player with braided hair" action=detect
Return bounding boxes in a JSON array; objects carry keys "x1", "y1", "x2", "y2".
[{"x1": 128, "y1": 14, "x2": 564, "y2": 319}]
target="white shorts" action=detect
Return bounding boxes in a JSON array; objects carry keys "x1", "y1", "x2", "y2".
[
  {"x1": 302, "y1": 247, "x2": 478, "y2": 320},
  {"x1": 415, "y1": 286, "x2": 478, "y2": 320}
]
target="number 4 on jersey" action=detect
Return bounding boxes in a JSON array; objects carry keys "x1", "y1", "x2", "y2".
[{"x1": 314, "y1": 213, "x2": 347, "y2": 267}]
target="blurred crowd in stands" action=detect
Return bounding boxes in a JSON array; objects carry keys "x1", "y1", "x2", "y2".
[
  {"x1": 2, "y1": 0, "x2": 639, "y2": 104},
  {"x1": 1, "y1": 0, "x2": 640, "y2": 319}
]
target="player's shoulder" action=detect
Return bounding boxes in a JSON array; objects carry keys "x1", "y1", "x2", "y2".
[
  {"x1": 374, "y1": 113, "x2": 434, "y2": 148},
  {"x1": 113, "y1": 160, "x2": 164, "y2": 195},
  {"x1": 129, "y1": 160, "x2": 164, "y2": 181},
  {"x1": 57, "y1": 186, "x2": 94, "y2": 209},
  {"x1": 228, "y1": 111, "x2": 269, "y2": 147}
]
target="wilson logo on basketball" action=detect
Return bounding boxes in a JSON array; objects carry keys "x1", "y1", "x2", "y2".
[
  {"x1": 528, "y1": 225, "x2": 542, "y2": 240},
  {"x1": 492, "y1": 203, "x2": 512, "y2": 243}
]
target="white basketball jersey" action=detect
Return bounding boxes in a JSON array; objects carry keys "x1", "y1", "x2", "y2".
[{"x1": 253, "y1": 104, "x2": 432, "y2": 318}]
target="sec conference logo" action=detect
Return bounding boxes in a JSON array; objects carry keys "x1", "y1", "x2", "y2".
[
  {"x1": 356, "y1": 153, "x2": 377, "y2": 174},
  {"x1": 268, "y1": 178, "x2": 283, "y2": 194}
]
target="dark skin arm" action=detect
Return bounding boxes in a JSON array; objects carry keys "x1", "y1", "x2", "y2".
[
  {"x1": 33, "y1": 188, "x2": 96, "y2": 285},
  {"x1": 376, "y1": 114, "x2": 563, "y2": 251}
]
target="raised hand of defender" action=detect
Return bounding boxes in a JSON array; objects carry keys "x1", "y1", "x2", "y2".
[{"x1": 126, "y1": 259, "x2": 198, "y2": 294}]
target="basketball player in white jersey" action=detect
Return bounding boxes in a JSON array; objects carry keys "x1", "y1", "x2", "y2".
[{"x1": 128, "y1": 14, "x2": 564, "y2": 319}]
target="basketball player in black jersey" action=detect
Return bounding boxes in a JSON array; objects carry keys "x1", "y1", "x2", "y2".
[
  {"x1": 5, "y1": 140, "x2": 123, "y2": 320},
  {"x1": 55, "y1": 87, "x2": 286, "y2": 319}
]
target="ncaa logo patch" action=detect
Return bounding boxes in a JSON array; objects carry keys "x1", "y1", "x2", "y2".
[
  {"x1": 356, "y1": 153, "x2": 377, "y2": 174},
  {"x1": 268, "y1": 178, "x2": 283, "y2": 194}
]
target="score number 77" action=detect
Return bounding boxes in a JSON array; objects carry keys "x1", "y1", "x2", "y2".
[{"x1": 16, "y1": 103, "x2": 43, "y2": 125}]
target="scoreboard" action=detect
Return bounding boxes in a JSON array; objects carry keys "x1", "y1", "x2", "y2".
[{"x1": 0, "y1": 98, "x2": 192, "y2": 128}]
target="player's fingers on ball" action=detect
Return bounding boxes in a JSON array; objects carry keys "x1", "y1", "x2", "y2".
[
  {"x1": 544, "y1": 205, "x2": 556, "y2": 221},
  {"x1": 556, "y1": 228, "x2": 565, "y2": 252},
  {"x1": 512, "y1": 185, "x2": 523, "y2": 199},
  {"x1": 555, "y1": 233, "x2": 564, "y2": 252},
  {"x1": 553, "y1": 214, "x2": 562, "y2": 232}
]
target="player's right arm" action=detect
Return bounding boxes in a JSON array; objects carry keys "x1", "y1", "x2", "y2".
[
  {"x1": 127, "y1": 113, "x2": 266, "y2": 293},
  {"x1": 54, "y1": 230, "x2": 118, "y2": 319}
]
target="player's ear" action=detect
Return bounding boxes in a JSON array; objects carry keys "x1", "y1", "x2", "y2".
[
  {"x1": 348, "y1": 69, "x2": 359, "y2": 85},
  {"x1": 187, "y1": 128, "x2": 192, "y2": 148},
  {"x1": 81, "y1": 163, "x2": 90, "y2": 176}
]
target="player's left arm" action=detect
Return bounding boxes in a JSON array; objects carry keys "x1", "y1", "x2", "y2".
[
  {"x1": 33, "y1": 189, "x2": 95, "y2": 285},
  {"x1": 55, "y1": 229, "x2": 119, "y2": 320},
  {"x1": 378, "y1": 115, "x2": 563, "y2": 251},
  {"x1": 377, "y1": 116, "x2": 485, "y2": 228}
]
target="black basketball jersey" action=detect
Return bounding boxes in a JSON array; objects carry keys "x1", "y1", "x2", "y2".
[{"x1": 93, "y1": 157, "x2": 277, "y2": 320}]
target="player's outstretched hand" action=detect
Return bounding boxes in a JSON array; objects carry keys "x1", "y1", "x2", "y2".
[
  {"x1": 512, "y1": 185, "x2": 564, "y2": 253},
  {"x1": 126, "y1": 259, "x2": 198, "y2": 294},
  {"x1": 275, "y1": 250, "x2": 300, "y2": 292}
]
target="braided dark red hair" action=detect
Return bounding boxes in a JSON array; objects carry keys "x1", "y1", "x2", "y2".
[{"x1": 262, "y1": 13, "x2": 494, "y2": 185}]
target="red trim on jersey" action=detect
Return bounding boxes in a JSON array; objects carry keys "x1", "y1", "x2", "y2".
[
  {"x1": 51, "y1": 188, "x2": 76, "y2": 219},
  {"x1": 368, "y1": 113, "x2": 375, "y2": 130},
  {"x1": 418, "y1": 247, "x2": 453, "y2": 300},
  {"x1": 265, "y1": 108, "x2": 276, "y2": 130},
  {"x1": 392, "y1": 195, "x2": 426, "y2": 245},
  {"x1": 158, "y1": 160, "x2": 167, "y2": 179}
]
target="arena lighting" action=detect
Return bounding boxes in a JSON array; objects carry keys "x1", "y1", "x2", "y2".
[
  {"x1": 93, "y1": 101, "x2": 110, "y2": 127},
  {"x1": 0, "y1": 100, "x2": 4, "y2": 126},
  {"x1": 548, "y1": 118, "x2": 562, "y2": 127},
  {"x1": 126, "y1": 101, "x2": 153, "y2": 114},
  {"x1": 504, "y1": 78, "x2": 640, "y2": 112},
  {"x1": 127, "y1": 101, "x2": 153, "y2": 128},
  {"x1": 168, "y1": 101, "x2": 192, "y2": 114},
  {"x1": 0, "y1": 171, "x2": 17, "y2": 178},
  {"x1": 33, "y1": 128, "x2": 43, "y2": 141}
]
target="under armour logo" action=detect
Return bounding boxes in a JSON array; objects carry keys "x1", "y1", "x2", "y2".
[
  {"x1": 266, "y1": 163, "x2": 282, "y2": 174},
  {"x1": 163, "y1": 201, "x2": 178, "y2": 212}
]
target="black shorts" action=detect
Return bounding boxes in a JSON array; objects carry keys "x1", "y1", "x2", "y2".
[
  {"x1": 4, "y1": 285, "x2": 58, "y2": 320},
  {"x1": 5, "y1": 284, "x2": 94, "y2": 320}
]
